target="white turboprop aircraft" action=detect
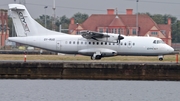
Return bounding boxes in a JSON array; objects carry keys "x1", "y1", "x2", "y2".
[{"x1": 8, "y1": 4, "x2": 174, "y2": 60}]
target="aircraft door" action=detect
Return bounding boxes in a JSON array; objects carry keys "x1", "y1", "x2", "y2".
[{"x1": 56, "y1": 40, "x2": 61, "y2": 50}]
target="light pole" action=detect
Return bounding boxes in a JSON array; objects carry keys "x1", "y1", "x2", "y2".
[
  {"x1": 44, "y1": 6, "x2": 48, "y2": 28},
  {"x1": 52, "y1": 0, "x2": 56, "y2": 31},
  {"x1": 76, "y1": 23, "x2": 78, "y2": 34},
  {"x1": 136, "y1": 0, "x2": 139, "y2": 36}
]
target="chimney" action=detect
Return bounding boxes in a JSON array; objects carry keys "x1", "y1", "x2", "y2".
[
  {"x1": 70, "y1": 18, "x2": 74, "y2": 24},
  {"x1": 168, "y1": 18, "x2": 171, "y2": 25},
  {"x1": 126, "y1": 9, "x2": 133, "y2": 15},
  {"x1": 107, "y1": 9, "x2": 114, "y2": 15}
]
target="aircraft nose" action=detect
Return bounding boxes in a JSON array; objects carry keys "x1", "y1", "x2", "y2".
[{"x1": 168, "y1": 46, "x2": 174, "y2": 53}]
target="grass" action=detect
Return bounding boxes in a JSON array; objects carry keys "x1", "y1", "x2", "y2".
[{"x1": 0, "y1": 54, "x2": 178, "y2": 62}]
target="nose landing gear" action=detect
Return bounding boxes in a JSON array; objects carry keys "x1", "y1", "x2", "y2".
[{"x1": 158, "y1": 55, "x2": 164, "y2": 61}]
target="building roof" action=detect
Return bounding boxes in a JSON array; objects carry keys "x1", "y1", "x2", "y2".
[
  {"x1": 109, "y1": 15, "x2": 125, "y2": 27},
  {"x1": 69, "y1": 11, "x2": 170, "y2": 37},
  {"x1": 158, "y1": 24, "x2": 171, "y2": 38}
]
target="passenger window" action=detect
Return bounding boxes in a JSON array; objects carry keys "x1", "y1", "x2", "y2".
[
  {"x1": 97, "y1": 42, "x2": 99, "y2": 45},
  {"x1": 81, "y1": 42, "x2": 83, "y2": 44},
  {"x1": 85, "y1": 42, "x2": 87, "y2": 44},
  {"x1": 133, "y1": 43, "x2": 135, "y2": 46},
  {"x1": 69, "y1": 41, "x2": 71, "y2": 44},
  {"x1": 89, "y1": 42, "x2": 91, "y2": 44},
  {"x1": 105, "y1": 42, "x2": 107, "y2": 45},
  {"x1": 109, "y1": 42, "x2": 111, "y2": 45},
  {"x1": 124, "y1": 43, "x2": 126, "y2": 46},
  {"x1": 121, "y1": 42, "x2": 123, "y2": 45},
  {"x1": 101, "y1": 42, "x2": 103, "y2": 45},
  {"x1": 77, "y1": 41, "x2": 79, "y2": 44},
  {"x1": 93, "y1": 42, "x2": 95, "y2": 45},
  {"x1": 73, "y1": 41, "x2": 75, "y2": 44},
  {"x1": 113, "y1": 43, "x2": 115, "y2": 45}
]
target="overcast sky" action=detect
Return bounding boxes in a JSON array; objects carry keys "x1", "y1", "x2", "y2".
[{"x1": 1, "y1": 0, "x2": 180, "y2": 20}]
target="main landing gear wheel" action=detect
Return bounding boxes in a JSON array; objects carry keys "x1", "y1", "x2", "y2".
[{"x1": 91, "y1": 55, "x2": 101, "y2": 60}]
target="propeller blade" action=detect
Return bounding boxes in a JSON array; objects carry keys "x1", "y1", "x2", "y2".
[
  {"x1": 117, "y1": 34, "x2": 124, "y2": 44},
  {"x1": 91, "y1": 37, "x2": 98, "y2": 41}
]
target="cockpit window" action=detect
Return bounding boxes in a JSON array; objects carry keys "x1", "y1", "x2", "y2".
[
  {"x1": 153, "y1": 40, "x2": 165, "y2": 44},
  {"x1": 153, "y1": 40, "x2": 156, "y2": 44},
  {"x1": 158, "y1": 40, "x2": 165, "y2": 44}
]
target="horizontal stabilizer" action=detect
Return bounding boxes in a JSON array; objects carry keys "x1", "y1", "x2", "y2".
[{"x1": 9, "y1": 4, "x2": 25, "y2": 11}]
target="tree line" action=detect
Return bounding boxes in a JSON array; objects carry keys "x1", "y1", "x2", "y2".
[
  {"x1": 34, "y1": 12, "x2": 88, "y2": 33},
  {"x1": 8, "y1": 12, "x2": 180, "y2": 43},
  {"x1": 8, "y1": 12, "x2": 89, "y2": 36}
]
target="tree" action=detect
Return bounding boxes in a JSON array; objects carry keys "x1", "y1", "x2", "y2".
[
  {"x1": 73, "y1": 12, "x2": 89, "y2": 24},
  {"x1": 35, "y1": 15, "x2": 53, "y2": 30},
  {"x1": 56, "y1": 15, "x2": 70, "y2": 33},
  {"x1": 8, "y1": 12, "x2": 89, "y2": 35},
  {"x1": 142, "y1": 13, "x2": 177, "y2": 24},
  {"x1": 172, "y1": 20, "x2": 180, "y2": 43},
  {"x1": 8, "y1": 16, "x2": 13, "y2": 37}
]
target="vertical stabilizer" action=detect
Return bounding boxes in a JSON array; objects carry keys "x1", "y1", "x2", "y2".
[{"x1": 9, "y1": 4, "x2": 64, "y2": 37}]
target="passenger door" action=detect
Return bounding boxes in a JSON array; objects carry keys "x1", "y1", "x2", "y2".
[{"x1": 56, "y1": 40, "x2": 61, "y2": 50}]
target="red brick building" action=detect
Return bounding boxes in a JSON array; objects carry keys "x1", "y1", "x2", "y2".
[
  {"x1": 0, "y1": 9, "x2": 9, "y2": 49},
  {"x1": 69, "y1": 9, "x2": 172, "y2": 46}
]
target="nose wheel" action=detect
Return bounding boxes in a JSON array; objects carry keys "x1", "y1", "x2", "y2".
[
  {"x1": 158, "y1": 55, "x2": 164, "y2": 61},
  {"x1": 159, "y1": 58, "x2": 163, "y2": 61}
]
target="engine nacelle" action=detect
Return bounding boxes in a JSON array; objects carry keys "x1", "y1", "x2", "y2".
[
  {"x1": 97, "y1": 34, "x2": 119, "y2": 43},
  {"x1": 81, "y1": 31, "x2": 124, "y2": 43}
]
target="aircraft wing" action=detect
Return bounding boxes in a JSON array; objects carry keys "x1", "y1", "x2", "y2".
[
  {"x1": 81, "y1": 31, "x2": 110, "y2": 41},
  {"x1": 80, "y1": 30, "x2": 124, "y2": 43}
]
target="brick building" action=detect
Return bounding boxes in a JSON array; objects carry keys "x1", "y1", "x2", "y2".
[
  {"x1": 69, "y1": 9, "x2": 172, "y2": 46},
  {"x1": 0, "y1": 9, "x2": 9, "y2": 49}
]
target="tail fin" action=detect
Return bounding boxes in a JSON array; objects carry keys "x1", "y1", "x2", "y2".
[{"x1": 9, "y1": 4, "x2": 63, "y2": 37}]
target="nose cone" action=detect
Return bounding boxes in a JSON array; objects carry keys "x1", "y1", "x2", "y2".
[{"x1": 168, "y1": 46, "x2": 174, "y2": 53}]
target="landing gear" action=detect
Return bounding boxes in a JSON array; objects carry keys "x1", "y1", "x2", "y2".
[
  {"x1": 158, "y1": 55, "x2": 164, "y2": 61},
  {"x1": 91, "y1": 55, "x2": 102, "y2": 60},
  {"x1": 91, "y1": 51, "x2": 102, "y2": 60},
  {"x1": 159, "y1": 58, "x2": 163, "y2": 61}
]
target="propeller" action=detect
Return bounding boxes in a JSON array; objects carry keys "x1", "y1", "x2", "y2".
[
  {"x1": 81, "y1": 30, "x2": 110, "y2": 41},
  {"x1": 117, "y1": 33, "x2": 124, "y2": 44}
]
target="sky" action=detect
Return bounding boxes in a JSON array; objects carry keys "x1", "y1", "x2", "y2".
[{"x1": 1, "y1": 0, "x2": 180, "y2": 20}]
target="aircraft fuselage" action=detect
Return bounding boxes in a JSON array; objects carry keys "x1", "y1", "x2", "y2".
[{"x1": 9, "y1": 34, "x2": 173, "y2": 57}]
